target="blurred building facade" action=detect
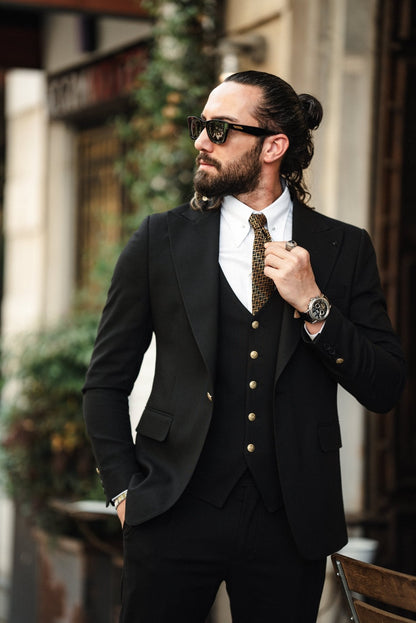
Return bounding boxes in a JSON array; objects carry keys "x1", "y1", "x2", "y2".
[
  {"x1": 0, "y1": 4, "x2": 152, "y2": 620},
  {"x1": 0, "y1": 0, "x2": 414, "y2": 621}
]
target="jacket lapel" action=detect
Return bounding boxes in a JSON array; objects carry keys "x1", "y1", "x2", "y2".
[
  {"x1": 168, "y1": 205, "x2": 220, "y2": 385},
  {"x1": 275, "y1": 202, "x2": 345, "y2": 383},
  {"x1": 167, "y1": 201, "x2": 345, "y2": 387}
]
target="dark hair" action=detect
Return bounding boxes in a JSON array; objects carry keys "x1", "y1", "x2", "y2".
[{"x1": 224, "y1": 70, "x2": 323, "y2": 204}]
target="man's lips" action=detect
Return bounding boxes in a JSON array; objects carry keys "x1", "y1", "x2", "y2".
[{"x1": 196, "y1": 155, "x2": 219, "y2": 169}]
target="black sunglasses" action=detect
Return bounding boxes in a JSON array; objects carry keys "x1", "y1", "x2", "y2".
[{"x1": 187, "y1": 116, "x2": 273, "y2": 145}]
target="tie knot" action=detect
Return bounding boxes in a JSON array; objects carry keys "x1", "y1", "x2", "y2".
[{"x1": 249, "y1": 213, "x2": 267, "y2": 230}]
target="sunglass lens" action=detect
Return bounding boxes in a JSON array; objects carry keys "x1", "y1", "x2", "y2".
[
  {"x1": 207, "y1": 120, "x2": 226, "y2": 144},
  {"x1": 188, "y1": 117, "x2": 202, "y2": 140}
]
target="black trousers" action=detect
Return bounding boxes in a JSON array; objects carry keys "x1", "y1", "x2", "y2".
[{"x1": 120, "y1": 476, "x2": 326, "y2": 623}]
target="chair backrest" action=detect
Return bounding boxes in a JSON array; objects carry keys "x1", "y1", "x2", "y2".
[{"x1": 331, "y1": 553, "x2": 416, "y2": 623}]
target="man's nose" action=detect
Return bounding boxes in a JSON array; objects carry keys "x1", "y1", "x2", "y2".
[{"x1": 195, "y1": 128, "x2": 213, "y2": 151}]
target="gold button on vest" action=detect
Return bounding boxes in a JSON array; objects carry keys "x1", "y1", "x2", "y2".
[
  {"x1": 249, "y1": 380, "x2": 257, "y2": 389},
  {"x1": 251, "y1": 320, "x2": 259, "y2": 329},
  {"x1": 247, "y1": 443, "x2": 255, "y2": 453},
  {"x1": 250, "y1": 350, "x2": 259, "y2": 359},
  {"x1": 248, "y1": 412, "x2": 256, "y2": 421}
]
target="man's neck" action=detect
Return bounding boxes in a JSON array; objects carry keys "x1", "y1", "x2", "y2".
[{"x1": 234, "y1": 178, "x2": 284, "y2": 212}]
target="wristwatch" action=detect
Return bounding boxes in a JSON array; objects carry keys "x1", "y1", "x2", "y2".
[{"x1": 298, "y1": 294, "x2": 331, "y2": 324}]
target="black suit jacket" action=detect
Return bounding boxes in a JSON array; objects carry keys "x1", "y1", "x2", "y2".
[{"x1": 83, "y1": 200, "x2": 405, "y2": 560}]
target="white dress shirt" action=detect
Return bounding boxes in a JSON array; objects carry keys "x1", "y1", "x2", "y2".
[{"x1": 219, "y1": 185, "x2": 293, "y2": 313}]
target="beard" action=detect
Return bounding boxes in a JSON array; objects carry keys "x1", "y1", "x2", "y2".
[{"x1": 193, "y1": 141, "x2": 263, "y2": 198}]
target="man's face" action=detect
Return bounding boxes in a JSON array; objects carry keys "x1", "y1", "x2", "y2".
[{"x1": 193, "y1": 82, "x2": 265, "y2": 198}]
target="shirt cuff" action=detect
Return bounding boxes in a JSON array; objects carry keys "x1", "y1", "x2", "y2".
[{"x1": 304, "y1": 321, "x2": 325, "y2": 340}]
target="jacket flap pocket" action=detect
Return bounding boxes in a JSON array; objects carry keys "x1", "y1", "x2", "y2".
[
  {"x1": 318, "y1": 422, "x2": 342, "y2": 452},
  {"x1": 136, "y1": 408, "x2": 172, "y2": 442}
]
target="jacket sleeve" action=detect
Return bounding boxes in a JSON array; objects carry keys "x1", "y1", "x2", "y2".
[
  {"x1": 305, "y1": 228, "x2": 406, "y2": 413},
  {"x1": 83, "y1": 216, "x2": 153, "y2": 503}
]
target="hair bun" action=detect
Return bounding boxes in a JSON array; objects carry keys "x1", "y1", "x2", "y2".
[{"x1": 298, "y1": 93, "x2": 323, "y2": 130}]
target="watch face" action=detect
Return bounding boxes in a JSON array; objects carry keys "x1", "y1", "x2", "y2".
[{"x1": 310, "y1": 297, "x2": 329, "y2": 320}]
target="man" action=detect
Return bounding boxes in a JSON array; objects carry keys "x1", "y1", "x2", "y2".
[{"x1": 83, "y1": 71, "x2": 405, "y2": 622}]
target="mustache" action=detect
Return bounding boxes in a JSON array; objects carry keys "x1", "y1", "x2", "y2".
[{"x1": 196, "y1": 154, "x2": 221, "y2": 169}]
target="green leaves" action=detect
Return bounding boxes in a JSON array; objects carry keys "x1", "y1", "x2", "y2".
[
  {"x1": 117, "y1": 0, "x2": 220, "y2": 220},
  {"x1": 0, "y1": 315, "x2": 102, "y2": 533}
]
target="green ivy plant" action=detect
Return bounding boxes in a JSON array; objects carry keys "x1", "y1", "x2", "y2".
[{"x1": 117, "y1": 0, "x2": 220, "y2": 219}]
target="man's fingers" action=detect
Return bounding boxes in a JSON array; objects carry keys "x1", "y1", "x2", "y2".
[{"x1": 264, "y1": 241, "x2": 286, "y2": 251}]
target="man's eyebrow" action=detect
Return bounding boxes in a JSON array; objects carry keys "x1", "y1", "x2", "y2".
[{"x1": 201, "y1": 114, "x2": 239, "y2": 123}]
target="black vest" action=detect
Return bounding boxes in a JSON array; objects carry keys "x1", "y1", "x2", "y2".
[{"x1": 188, "y1": 270, "x2": 284, "y2": 511}]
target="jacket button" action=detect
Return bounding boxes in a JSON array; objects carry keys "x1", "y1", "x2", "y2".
[
  {"x1": 248, "y1": 412, "x2": 256, "y2": 421},
  {"x1": 247, "y1": 443, "x2": 255, "y2": 453},
  {"x1": 252, "y1": 320, "x2": 259, "y2": 329},
  {"x1": 250, "y1": 350, "x2": 258, "y2": 359},
  {"x1": 96, "y1": 467, "x2": 100, "y2": 475},
  {"x1": 207, "y1": 392, "x2": 213, "y2": 401},
  {"x1": 249, "y1": 380, "x2": 257, "y2": 390},
  {"x1": 336, "y1": 358, "x2": 344, "y2": 365}
]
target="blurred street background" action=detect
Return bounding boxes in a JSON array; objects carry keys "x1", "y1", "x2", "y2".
[{"x1": 0, "y1": 0, "x2": 414, "y2": 621}]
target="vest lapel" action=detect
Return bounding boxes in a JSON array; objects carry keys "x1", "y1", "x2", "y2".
[
  {"x1": 168, "y1": 206, "x2": 220, "y2": 385},
  {"x1": 275, "y1": 201, "x2": 345, "y2": 383}
]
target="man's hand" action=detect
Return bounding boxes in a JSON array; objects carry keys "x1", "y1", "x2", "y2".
[
  {"x1": 116, "y1": 499, "x2": 126, "y2": 528},
  {"x1": 264, "y1": 241, "x2": 323, "y2": 333}
]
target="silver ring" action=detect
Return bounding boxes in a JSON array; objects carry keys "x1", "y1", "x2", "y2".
[{"x1": 285, "y1": 240, "x2": 297, "y2": 251}]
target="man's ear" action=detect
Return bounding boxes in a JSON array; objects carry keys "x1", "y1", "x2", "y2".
[{"x1": 263, "y1": 134, "x2": 289, "y2": 164}]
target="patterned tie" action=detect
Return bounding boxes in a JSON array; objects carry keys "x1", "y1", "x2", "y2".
[{"x1": 249, "y1": 213, "x2": 274, "y2": 315}]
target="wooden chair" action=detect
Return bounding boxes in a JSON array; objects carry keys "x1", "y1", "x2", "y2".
[{"x1": 331, "y1": 553, "x2": 416, "y2": 623}]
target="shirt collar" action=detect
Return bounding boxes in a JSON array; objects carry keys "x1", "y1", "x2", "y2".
[{"x1": 221, "y1": 183, "x2": 293, "y2": 247}]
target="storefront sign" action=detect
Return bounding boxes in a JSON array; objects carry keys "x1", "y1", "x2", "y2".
[{"x1": 48, "y1": 44, "x2": 147, "y2": 119}]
